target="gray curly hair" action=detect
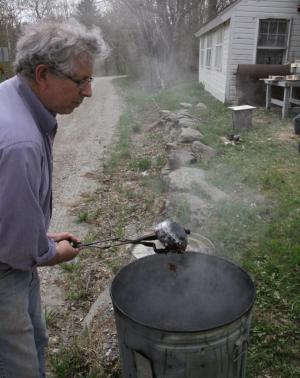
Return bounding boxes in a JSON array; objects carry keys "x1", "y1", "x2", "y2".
[{"x1": 15, "y1": 19, "x2": 102, "y2": 79}]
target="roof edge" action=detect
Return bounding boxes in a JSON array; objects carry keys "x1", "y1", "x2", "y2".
[{"x1": 195, "y1": 0, "x2": 243, "y2": 37}]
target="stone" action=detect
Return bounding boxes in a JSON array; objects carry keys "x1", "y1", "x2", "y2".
[
  {"x1": 166, "y1": 112, "x2": 180, "y2": 123},
  {"x1": 167, "y1": 192, "x2": 209, "y2": 227},
  {"x1": 192, "y1": 141, "x2": 216, "y2": 162},
  {"x1": 160, "y1": 110, "x2": 171, "y2": 118},
  {"x1": 180, "y1": 102, "x2": 193, "y2": 109},
  {"x1": 196, "y1": 102, "x2": 207, "y2": 110},
  {"x1": 165, "y1": 142, "x2": 178, "y2": 151},
  {"x1": 170, "y1": 127, "x2": 181, "y2": 142},
  {"x1": 176, "y1": 109, "x2": 191, "y2": 117},
  {"x1": 178, "y1": 118, "x2": 198, "y2": 128},
  {"x1": 168, "y1": 149, "x2": 196, "y2": 170},
  {"x1": 167, "y1": 167, "x2": 229, "y2": 202},
  {"x1": 178, "y1": 127, "x2": 203, "y2": 143}
]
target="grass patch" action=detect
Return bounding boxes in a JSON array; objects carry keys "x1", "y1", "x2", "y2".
[
  {"x1": 49, "y1": 336, "x2": 107, "y2": 378},
  {"x1": 66, "y1": 79, "x2": 299, "y2": 377},
  {"x1": 113, "y1": 79, "x2": 300, "y2": 377},
  {"x1": 195, "y1": 100, "x2": 300, "y2": 377}
]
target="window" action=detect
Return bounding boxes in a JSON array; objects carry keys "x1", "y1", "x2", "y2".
[
  {"x1": 214, "y1": 29, "x2": 223, "y2": 71},
  {"x1": 206, "y1": 34, "x2": 213, "y2": 68},
  {"x1": 256, "y1": 19, "x2": 289, "y2": 64},
  {"x1": 200, "y1": 38, "x2": 205, "y2": 67}
]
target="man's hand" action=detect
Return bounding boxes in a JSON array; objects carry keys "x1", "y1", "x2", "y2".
[
  {"x1": 46, "y1": 232, "x2": 81, "y2": 266},
  {"x1": 47, "y1": 231, "x2": 80, "y2": 245}
]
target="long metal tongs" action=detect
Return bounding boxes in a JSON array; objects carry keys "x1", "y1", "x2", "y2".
[
  {"x1": 72, "y1": 219, "x2": 190, "y2": 254},
  {"x1": 72, "y1": 233, "x2": 158, "y2": 250}
]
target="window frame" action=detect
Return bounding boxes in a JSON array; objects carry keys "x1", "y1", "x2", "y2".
[
  {"x1": 200, "y1": 37, "x2": 205, "y2": 68},
  {"x1": 214, "y1": 28, "x2": 223, "y2": 71},
  {"x1": 205, "y1": 33, "x2": 213, "y2": 69},
  {"x1": 255, "y1": 18, "x2": 291, "y2": 64}
]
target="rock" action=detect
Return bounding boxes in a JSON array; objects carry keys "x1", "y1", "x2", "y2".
[
  {"x1": 178, "y1": 127, "x2": 203, "y2": 143},
  {"x1": 196, "y1": 102, "x2": 207, "y2": 110},
  {"x1": 167, "y1": 167, "x2": 229, "y2": 202},
  {"x1": 180, "y1": 102, "x2": 193, "y2": 109},
  {"x1": 165, "y1": 142, "x2": 178, "y2": 151},
  {"x1": 176, "y1": 109, "x2": 192, "y2": 119},
  {"x1": 178, "y1": 118, "x2": 198, "y2": 128},
  {"x1": 192, "y1": 141, "x2": 216, "y2": 162},
  {"x1": 170, "y1": 127, "x2": 181, "y2": 142},
  {"x1": 167, "y1": 192, "x2": 209, "y2": 227},
  {"x1": 161, "y1": 164, "x2": 172, "y2": 176},
  {"x1": 166, "y1": 112, "x2": 180, "y2": 124},
  {"x1": 160, "y1": 110, "x2": 171, "y2": 118},
  {"x1": 168, "y1": 149, "x2": 196, "y2": 170}
]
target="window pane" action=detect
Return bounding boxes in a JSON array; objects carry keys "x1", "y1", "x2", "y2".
[
  {"x1": 206, "y1": 49, "x2": 212, "y2": 67},
  {"x1": 215, "y1": 45, "x2": 222, "y2": 70},
  {"x1": 258, "y1": 19, "x2": 288, "y2": 47},
  {"x1": 256, "y1": 49, "x2": 284, "y2": 64},
  {"x1": 277, "y1": 34, "x2": 286, "y2": 46},
  {"x1": 269, "y1": 21, "x2": 278, "y2": 34},
  {"x1": 278, "y1": 22, "x2": 287, "y2": 34},
  {"x1": 260, "y1": 20, "x2": 269, "y2": 34}
]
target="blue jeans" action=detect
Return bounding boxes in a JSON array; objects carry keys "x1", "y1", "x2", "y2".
[{"x1": 0, "y1": 266, "x2": 48, "y2": 378}]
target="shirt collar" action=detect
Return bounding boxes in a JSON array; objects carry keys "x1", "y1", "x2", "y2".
[{"x1": 15, "y1": 75, "x2": 57, "y2": 135}]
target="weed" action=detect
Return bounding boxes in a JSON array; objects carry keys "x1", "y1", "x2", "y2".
[
  {"x1": 44, "y1": 307, "x2": 59, "y2": 328},
  {"x1": 171, "y1": 199, "x2": 191, "y2": 225},
  {"x1": 49, "y1": 336, "x2": 106, "y2": 378},
  {"x1": 76, "y1": 211, "x2": 88, "y2": 223},
  {"x1": 129, "y1": 156, "x2": 152, "y2": 171},
  {"x1": 67, "y1": 287, "x2": 89, "y2": 302},
  {"x1": 141, "y1": 176, "x2": 167, "y2": 195},
  {"x1": 60, "y1": 261, "x2": 82, "y2": 274}
]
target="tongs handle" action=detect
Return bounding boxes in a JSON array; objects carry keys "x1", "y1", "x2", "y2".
[
  {"x1": 70, "y1": 232, "x2": 157, "y2": 249},
  {"x1": 71, "y1": 228, "x2": 190, "y2": 249}
]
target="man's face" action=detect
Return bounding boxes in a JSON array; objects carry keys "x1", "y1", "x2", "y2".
[{"x1": 39, "y1": 53, "x2": 94, "y2": 115}]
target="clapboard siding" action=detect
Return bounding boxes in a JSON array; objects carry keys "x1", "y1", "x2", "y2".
[
  {"x1": 198, "y1": 23, "x2": 230, "y2": 102},
  {"x1": 197, "y1": 0, "x2": 300, "y2": 104},
  {"x1": 227, "y1": 0, "x2": 300, "y2": 101}
]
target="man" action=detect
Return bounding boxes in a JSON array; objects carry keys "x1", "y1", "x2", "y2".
[{"x1": 0, "y1": 20, "x2": 101, "y2": 377}]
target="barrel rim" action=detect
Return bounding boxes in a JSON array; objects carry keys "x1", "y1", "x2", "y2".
[{"x1": 110, "y1": 252, "x2": 256, "y2": 333}]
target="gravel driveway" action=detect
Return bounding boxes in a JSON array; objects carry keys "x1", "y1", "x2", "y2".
[{"x1": 39, "y1": 76, "x2": 124, "y2": 308}]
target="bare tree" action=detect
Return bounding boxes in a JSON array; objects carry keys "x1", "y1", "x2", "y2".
[
  {"x1": 75, "y1": 0, "x2": 102, "y2": 28},
  {"x1": 16, "y1": 0, "x2": 74, "y2": 21},
  {"x1": 100, "y1": 0, "x2": 206, "y2": 89}
]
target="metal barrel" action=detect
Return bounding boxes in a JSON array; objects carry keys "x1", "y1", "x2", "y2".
[
  {"x1": 293, "y1": 114, "x2": 300, "y2": 135},
  {"x1": 111, "y1": 252, "x2": 255, "y2": 378}
]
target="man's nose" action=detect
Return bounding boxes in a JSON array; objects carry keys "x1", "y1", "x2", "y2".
[{"x1": 81, "y1": 82, "x2": 92, "y2": 97}]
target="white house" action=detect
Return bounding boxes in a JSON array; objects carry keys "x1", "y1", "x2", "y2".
[{"x1": 195, "y1": 0, "x2": 300, "y2": 103}]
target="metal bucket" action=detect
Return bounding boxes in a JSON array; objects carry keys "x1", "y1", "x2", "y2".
[
  {"x1": 293, "y1": 114, "x2": 300, "y2": 135},
  {"x1": 111, "y1": 252, "x2": 255, "y2": 378}
]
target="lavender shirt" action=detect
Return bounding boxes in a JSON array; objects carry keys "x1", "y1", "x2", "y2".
[{"x1": 0, "y1": 75, "x2": 57, "y2": 270}]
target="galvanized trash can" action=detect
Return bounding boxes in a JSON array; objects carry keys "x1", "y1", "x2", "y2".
[
  {"x1": 111, "y1": 252, "x2": 255, "y2": 378},
  {"x1": 293, "y1": 114, "x2": 300, "y2": 135}
]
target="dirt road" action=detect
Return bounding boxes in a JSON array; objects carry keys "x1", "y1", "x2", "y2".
[{"x1": 40, "y1": 76, "x2": 124, "y2": 307}]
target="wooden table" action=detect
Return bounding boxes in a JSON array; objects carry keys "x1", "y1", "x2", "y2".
[{"x1": 263, "y1": 79, "x2": 300, "y2": 119}]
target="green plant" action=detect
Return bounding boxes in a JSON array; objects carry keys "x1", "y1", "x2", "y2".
[
  {"x1": 129, "y1": 156, "x2": 152, "y2": 171},
  {"x1": 76, "y1": 211, "x2": 88, "y2": 223},
  {"x1": 49, "y1": 336, "x2": 106, "y2": 378},
  {"x1": 44, "y1": 307, "x2": 59, "y2": 328},
  {"x1": 171, "y1": 199, "x2": 191, "y2": 225}
]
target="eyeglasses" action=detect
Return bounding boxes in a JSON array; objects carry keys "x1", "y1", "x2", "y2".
[{"x1": 50, "y1": 67, "x2": 93, "y2": 89}]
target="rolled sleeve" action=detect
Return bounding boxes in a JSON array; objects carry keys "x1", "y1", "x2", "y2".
[{"x1": 0, "y1": 142, "x2": 55, "y2": 270}]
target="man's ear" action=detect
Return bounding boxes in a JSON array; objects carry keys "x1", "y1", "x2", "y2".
[{"x1": 34, "y1": 64, "x2": 50, "y2": 86}]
